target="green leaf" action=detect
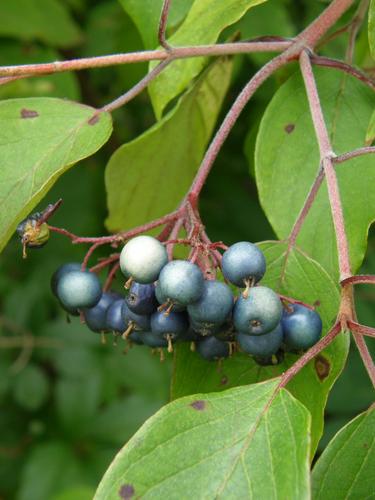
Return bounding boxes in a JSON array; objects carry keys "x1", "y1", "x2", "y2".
[
  {"x1": 366, "y1": 109, "x2": 375, "y2": 145},
  {"x1": 0, "y1": 98, "x2": 112, "y2": 254},
  {"x1": 118, "y1": 0, "x2": 193, "y2": 50},
  {"x1": 13, "y1": 364, "x2": 49, "y2": 411},
  {"x1": 172, "y1": 241, "x2": 349, "y2": 454},
  {"x1": 255, "y1": 68, "x2": 375, "y2": 278},
  {"x1": 95, "y1": 380, "x2": 310, "y2": 499},
  {"x1": 312, "y1": 407, "x2": 375, "y2": 499},
  {"x1": 369, "y1": 0, "x2": 375, "y2": 59},
  {"x1": 148, "y1": 0, "x2": 266, "y2": 119},
  {"x1": 18, "y1": 442, "x2": 83, "y2": 500},
  {"x1": 105, "y1": 58, "x2": 231, "y2": 233},
  {"x1": 52, "y1": 486, "x2": 96, "y2": 500},
  {"x1": 0, "y1": 0, "x2": 81, "y2": 47}
]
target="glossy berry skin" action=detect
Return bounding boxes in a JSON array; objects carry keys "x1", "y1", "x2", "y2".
[
  {"x1": 196, "y1": 336, "x2": 230, "y2": 361},
  {"x1": 56, "y1": 270, "x2": 102, "y2": 309},
  {"x1": 126, "y1": 282, "x2": 157, "y2": 315},
  {"x1": 51, "y1": 263, "x2": 81, "y2": 296},
  {"x1": 282, "y1": 304, "x2": 322, "y2": 350},
  {"x1": 120, "y1": 236, "x2": 168, "y2": 284},
  {"x1": 187, "y1": 280, "x2": 233, "y2": 325},
  {"x1": 237, "y1": 323, "x2": 283, "y2": 357},
  {"x1": 158, "y1": 260, "x2": 204, "y2": 306},
  {"x1": 122, "y1": 303, "x2": 151, "y2": 331},
  {"x1": 83, "y1": 292, "x2": 117, "y2": 333},
  {"x1": 155, "y1": 281, "x2": 185, "y2": 311},
  {"x1": 150, "y1": 310, "x2": 189, "y2": 341},
  {"x1": 222, "y1": 242, "x2": 266, "y2": 287},
  {"x1": 106, "y1": 299, "x2": 126, "y2": 333},
  {"x1": 233, "y1": 286, "x2": 282, "y2": 335},
  {"x1": 142, "y1": 331, "x2": 168, "y2": 348}
]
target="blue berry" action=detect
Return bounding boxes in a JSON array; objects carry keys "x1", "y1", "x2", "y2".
[
  {"x1": 155, "y1": 281, "x2": 185, "y2": 311},
  {"x1": 51, "y1": 262, "x2": 81, "y2": 296},
  {"x1": 120, "y1": 235, "x2": 168, "y2": 284},
  {"x1": 196, "y1": 336, "x2": 230, "y2": 361},
  {"x1": 282, "y1": 304, "x2": 322, "y2": 350},
  {"x1": 142, "y1": 331, "x2": 168, "y2": 348},
  {"x1": 122, "y1": 303, "x2": 151, "y2": 337},
  {"x1": 83, "y1": 292, "x2": 118, "y2": 333},
  {"x1": 222, "y1": 242, "x2": 266, "y2": 287},
  {"x1": 233, "y1": 286, "x2": 282, "y2": 335},
  {"x1": 126, "y1": 282, "x2": 157, "y2": 315},
  {"x1": 106, "y1": 299, "x2": 126, "y2": 333},
  {"x1": 237, "y1": 324, "x2": 283, "y2": 357},
  {"x1": 187, "y1": 280, "x2": 233, "y2": 325},
  {"x1": 150, "y1": 310, "x2": 189, "y2": 342},
  {"x1": 56, "y1": 270, "x2": 102, "y2": 309},
  {"x1": 158, "y1": 260, "x2": 204, "y2": 306}
]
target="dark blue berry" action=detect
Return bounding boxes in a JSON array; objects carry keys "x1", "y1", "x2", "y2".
[
  {"x1": 120, "y1": 235, "x2": 168, "y2": 284},
  {"x1": 233, "y1": 286, "x2": 282, "y2": 335},
  {"x1": 142, "y1": 331, "x2": 168, "y2": 348},
  {"x1": 222, "y1": 242, "x2": 266, "y2": 287},
  {"x1": 51, "y1": 263, "x2": 81, "y2": 296},
  {"x1": 106, "y1": 299, "x2": 126, "y2": 333},
  {"x1": 282, "y1": 304, "x2": 322, "y2": 350},
  {"x1": 187, "y1": 280, "x2": 233, "y2": 325},
  {"x1": 83, "y1": 292, "x2": 117, "y2": 333},
  {"x1": 158, "y1": 260, "x2": 204, "y2": 306},
  {"x1": 196, "y1": 336, "x2": 230, "y2": 361},
  {"x1": 237, "y1": 323, "x2": 283, "y2": 357},
  {"x1": 126, "y1": 282, "x2": 157, "y2": 315},
  {"x1": 56, "y1": 270, "x2": 102, "y2": 309},
  {"x1": 122, "y1": 303, "x2": 151, "y2": 334},
  {"x1": 150, "y1": 310, "x2": 189, "y2": 342}
]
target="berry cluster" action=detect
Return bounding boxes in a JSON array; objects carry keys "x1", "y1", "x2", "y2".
[{"x1": 51, "y1": 236, "x2": 322, "y2": 365}]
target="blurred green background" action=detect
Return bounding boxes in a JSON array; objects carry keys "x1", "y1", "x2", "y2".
[{"x1": 0, "y1": 0, "x2": 373, "y2": 498}]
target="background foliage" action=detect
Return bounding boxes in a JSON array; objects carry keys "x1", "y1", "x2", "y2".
[{"x1": 0, "y1": 0, "x2": 374, "y2": 499}]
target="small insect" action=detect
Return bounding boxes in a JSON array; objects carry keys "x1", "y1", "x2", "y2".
[{"x1": 16, "y1": 199, "x2": 62, "y2": 258}]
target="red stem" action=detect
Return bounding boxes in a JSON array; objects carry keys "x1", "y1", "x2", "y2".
[
  {"x1": 158, "y1": 0, "x2": 172, "y2": 50},
  {"x1": 279, "y1": 322, "x2": 342, "y2": 388},
  {"x1": 351, "y1": 333, "x2": 375, "y2": 387},
  {"x1": 348, "y1": 320, "x2": 375, "y2": 338},
  {"x1": 299, "y1": 50, "x2": 352, "y2": 280},
  {"x1": 341, "y1": 275, "x2": 375, "y2": 286},
  {"x1": 335, "y1": 147, "x2": 375, "y2": 164},
  {"x1": 311, "y1": 55, "x2": 375, "y2": 90}
]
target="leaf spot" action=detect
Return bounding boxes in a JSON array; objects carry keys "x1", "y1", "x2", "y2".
[
  {"x1": 313, "y1": 300, "x2": 321, "y2": 307},
  {"x1": 119, "y1": 484, "x2": 135, "y2": 499},
  {"x1": 314, "y1": 355, "x2": 330, "y2": 381},
  {"x1": 284, "y1": 123, "x2": 295, "y2": 134},
  {"x1": 88, "y1": 114, "x2": 100, "y2": 125},
  {"x1": 21, "y1": 108, "x2": 39, "y2": 119},
  {"x1": 220, "y1": 375, "x2": 229, "y2": 386},
  {"x1": 190, "y1": 400, "x2": 206, "y2": 411}
]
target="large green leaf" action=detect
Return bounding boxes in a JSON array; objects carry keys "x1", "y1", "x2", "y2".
[
  {"x1": 118, "y1": 0, "x2": 193, "y2": 50},
  {"x1": 0, "y1": 0, "x2": 81, "y2": 47},
  {"x1": 0, "y1": 98, "x2": 112, "y2": 253},
  {"x1": 255, "y1": 68, "x2": 375, "y2": 279},
  {"x1": 172, "y1": 241, "x2": 349, "y2": 454},
  {"x1": 95, "y1": 380, "x2": 310, "y2": 499},
  {"x1": 369, "y1": 0, "x2": 375, "y2": 59},
  {"x1": 312, "y1": 407, "x2": 375, "y2": 499},
  {"x1": 105, "y1": 59, "x2": 231, "y2": 233},
  {"x1": 148, "y1": 0, "x2": 266, "y2": 119}
]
